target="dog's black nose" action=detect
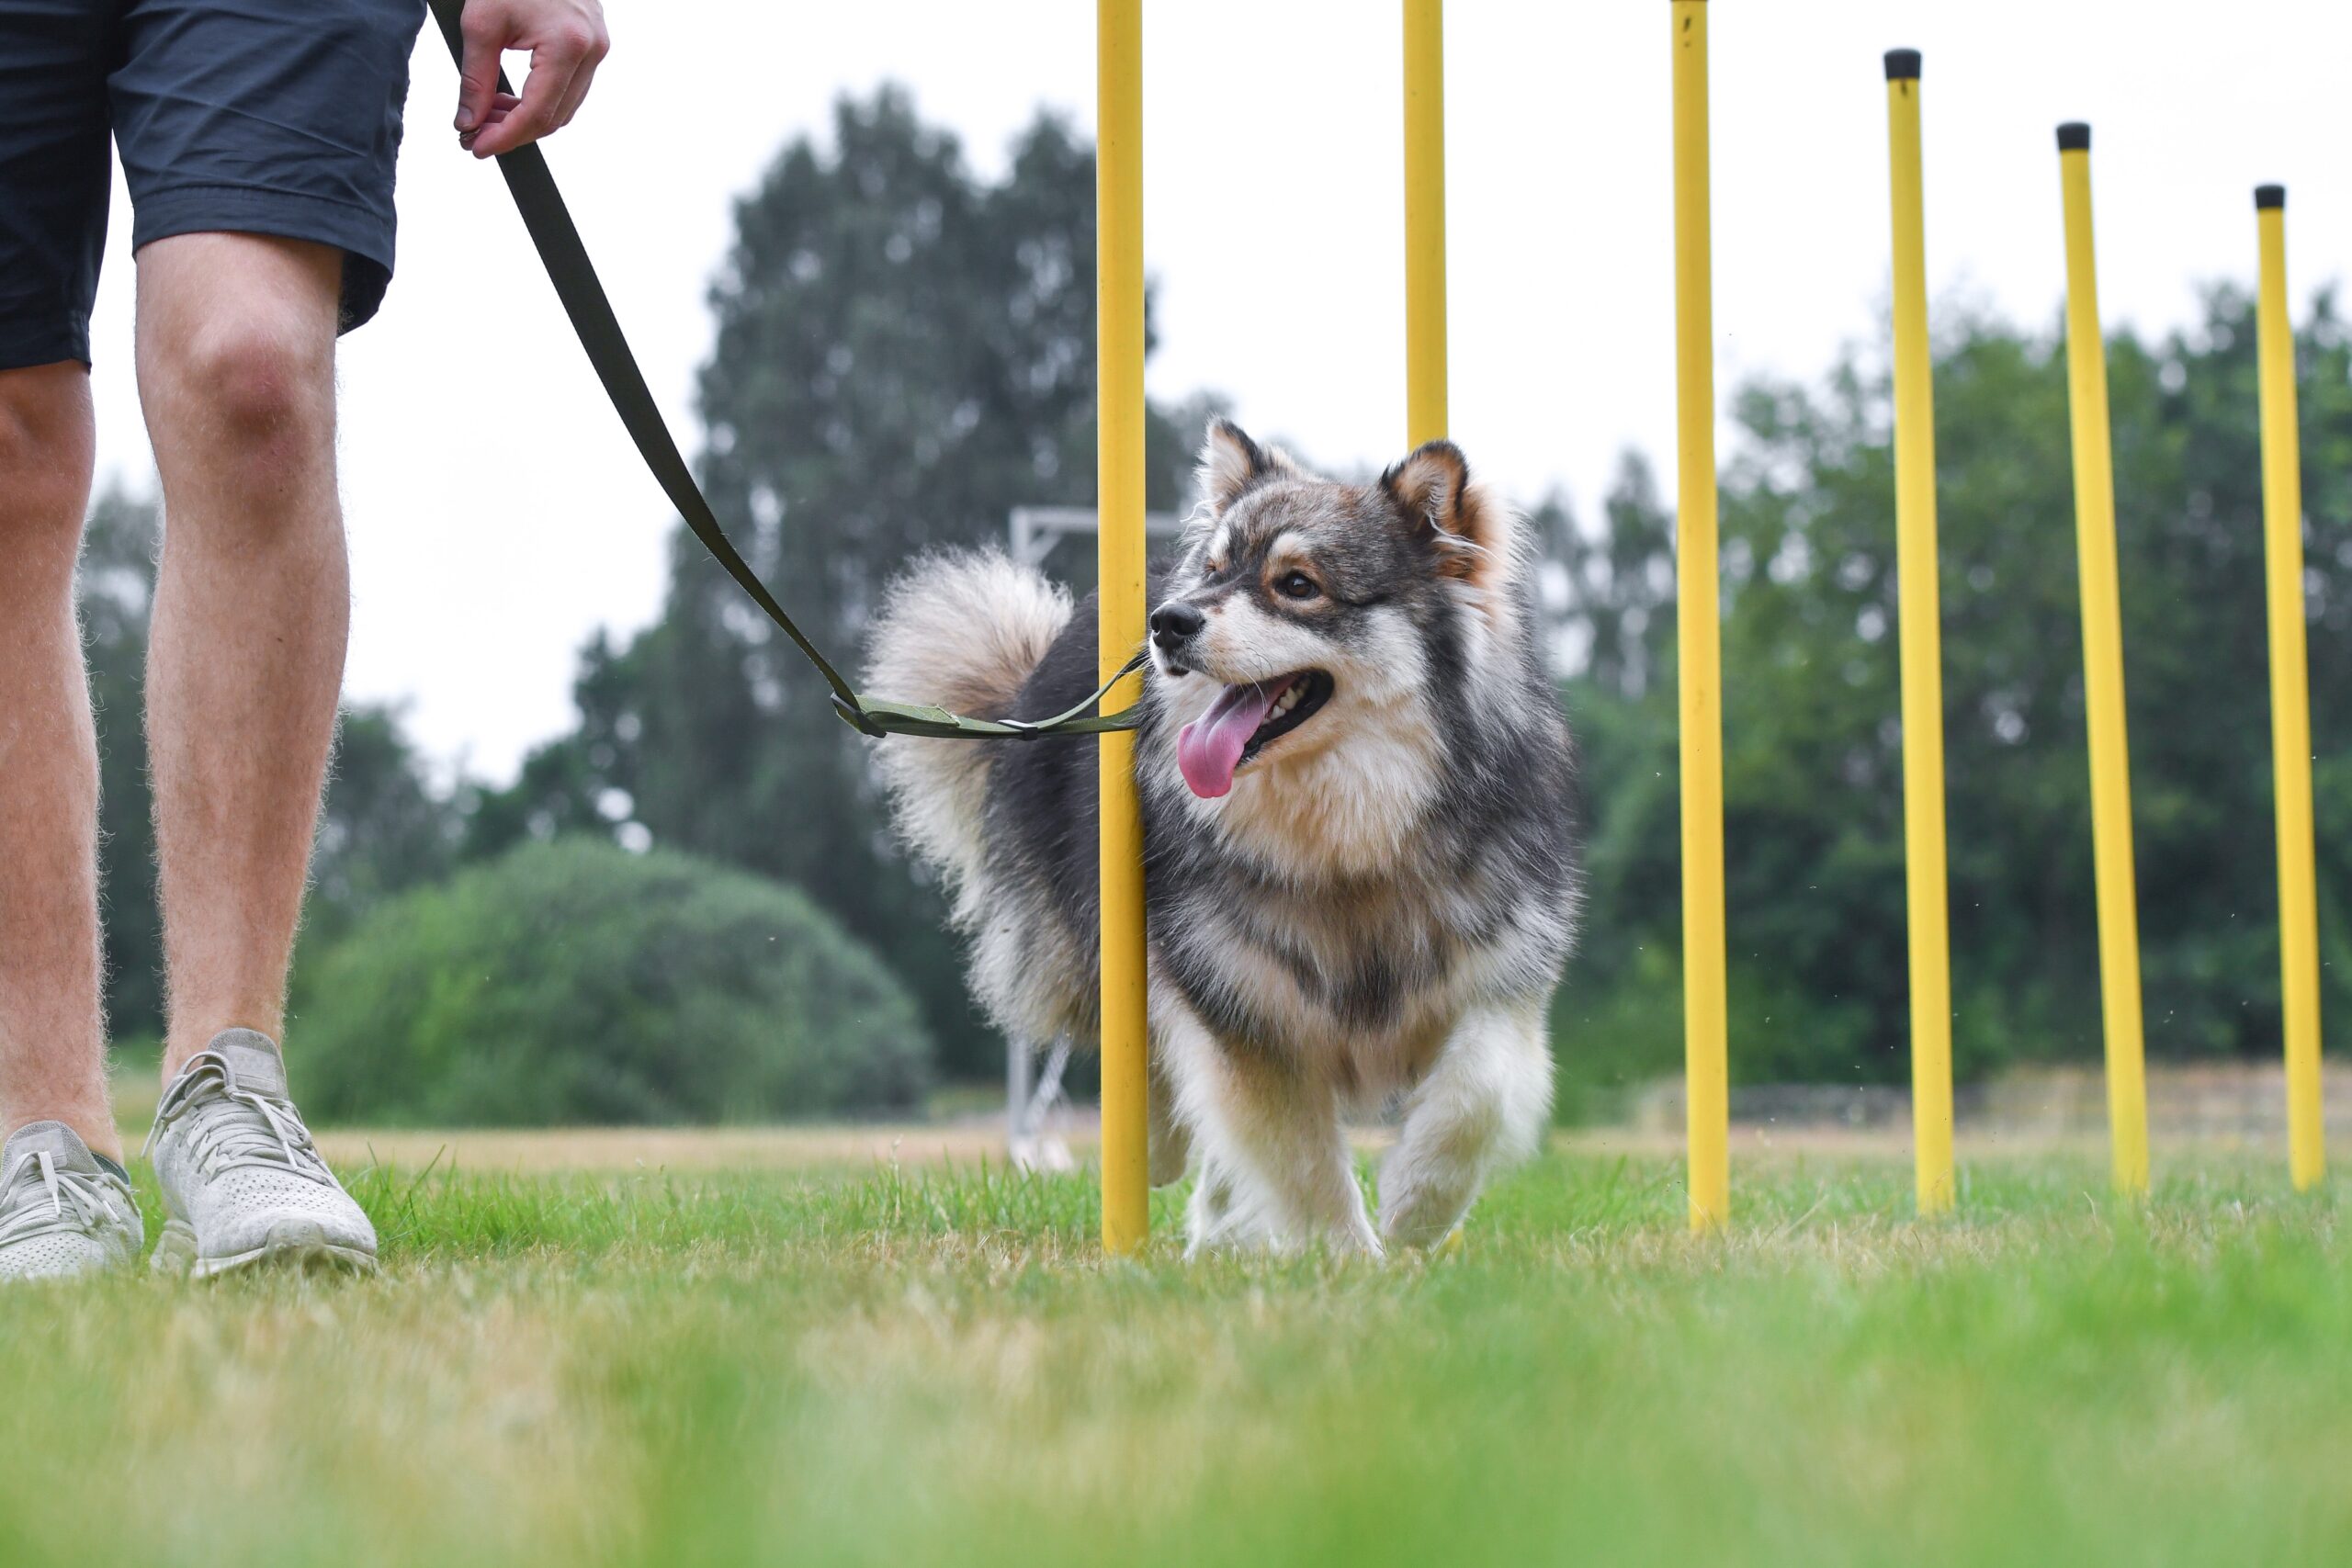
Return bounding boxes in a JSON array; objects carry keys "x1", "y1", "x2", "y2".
[{"x1": 1149, "y1": 600, "x2": 1205, "y2": 650}]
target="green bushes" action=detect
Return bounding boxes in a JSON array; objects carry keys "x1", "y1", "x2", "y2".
[{"x1": 290, "y1": 839, "x2": 933, "y2": 1124}]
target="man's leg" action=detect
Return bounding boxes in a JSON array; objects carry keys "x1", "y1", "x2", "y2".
[
  {"x1": 0, "y1": 363, "x2": 111, "y2": 1157},
  {"x1": 134, "y1": 233, "x2": 347, "y2": 1080}
]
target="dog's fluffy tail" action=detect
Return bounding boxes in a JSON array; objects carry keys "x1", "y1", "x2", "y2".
[{"x1": 865, "y1": 549, "x2": 1071, "y2": 909}]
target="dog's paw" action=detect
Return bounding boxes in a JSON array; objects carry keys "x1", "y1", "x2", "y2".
[
  {"x1": 1377, "y1": 1186, "x2": 1475, "y2": 1252},
  {"x1": 1380, "y1": 1216, "x2": 1463, "y2": 1252}
]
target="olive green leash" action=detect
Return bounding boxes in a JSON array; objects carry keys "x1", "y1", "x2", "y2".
[{"x1": 423, "y1": 0, "x2": 1143, "y2": 740}]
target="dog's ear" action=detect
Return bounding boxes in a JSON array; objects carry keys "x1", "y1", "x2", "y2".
[
  {"x1": 1195, "y1": 416, "x2": 1295, "y2": 513},
  {"x1": 1379, "y1": 439, "x2": 1501, "y2": 586}
]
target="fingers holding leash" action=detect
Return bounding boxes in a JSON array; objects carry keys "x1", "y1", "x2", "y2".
[
  {"x1": 456, "y1": 91, "x2": 520, "y2": 154},
  {"x1": 452, "y1": 0, "x2": 610, "y2": 159},
  {"x1": 453, "y1": 13, "x2": 502, "y2": 139}
]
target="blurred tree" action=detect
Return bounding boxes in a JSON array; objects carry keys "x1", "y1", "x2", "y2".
[
  {"x1": 293, "y1": 838, "x2": 932, "y2": 1124},
  {"x1": 471, "y1": 88, "x2": 1214, "y2": 1078},
  {"x1": 81, "y1": 485, "x2": 164, "y2": 1042},
  {"x1": 76, "y1": 485, "x2": 458, "y2": 1044},
  {"x1": 1545, "y1": 452, "x2": 1679, "y2": 705},
  {"x1": 1542, "y1": 460, "x2": 1687, "y2": 1116},
  {"x1": 305, "y1": 705, "x2": 465, "y2": 948},
  {"x1": 1555, "y1": 290, "x2": 2352, "y2": 1097}
]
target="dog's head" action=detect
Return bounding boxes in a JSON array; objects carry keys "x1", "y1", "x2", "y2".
[{"x1": 1147, "y1": 416, "x2": 1529, "y2": 813}]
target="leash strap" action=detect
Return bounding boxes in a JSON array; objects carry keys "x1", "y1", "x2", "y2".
[{"x1": 422, "y1": 0, "x2": 1141, "y2": 740}]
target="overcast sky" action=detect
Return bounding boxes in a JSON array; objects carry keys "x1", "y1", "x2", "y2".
[{"x1": 78, "y1": 0, "x2": 2349, "y2": 784}]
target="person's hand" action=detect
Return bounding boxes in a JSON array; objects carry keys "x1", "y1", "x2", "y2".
[{"x1": 453, "y1": 0, "x2": 610, "y2": 159}]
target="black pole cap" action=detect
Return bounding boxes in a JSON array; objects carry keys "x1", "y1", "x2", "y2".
[
  {"x1": 2056, "y1": 122, "x2": 2091, "y2": 152},
  {"x1": 2256, "y1": 184, "x2": 2286, "y2": 210},
  {"x1": 1884, "y1": 49, "x2": 1921, "y2": 81}
]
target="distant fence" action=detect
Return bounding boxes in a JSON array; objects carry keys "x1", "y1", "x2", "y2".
[{"x1": 1625, "y1": 1065, "x2": 2352, "y2": 1144}]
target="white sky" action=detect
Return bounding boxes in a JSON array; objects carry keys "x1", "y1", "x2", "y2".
[{"x1": 79, "y1": 0, "x2": 2350, "y2": 784}]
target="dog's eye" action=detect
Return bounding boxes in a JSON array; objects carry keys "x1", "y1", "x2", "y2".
[{"x1": 1274, "y1": 570, "x2": 1319, "y2": 601}]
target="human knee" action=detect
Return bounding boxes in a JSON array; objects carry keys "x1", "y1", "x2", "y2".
[
  {"x1": 153, "y1": 311, "x2": 334, "y2": 470},
  {"x1": 0, "y1": 369, "x2": 96, "y2": 548}
]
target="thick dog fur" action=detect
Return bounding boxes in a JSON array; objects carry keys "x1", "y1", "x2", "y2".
[{"x1": 868, "y1": 419, "x2": 1578, "y2": 1256}]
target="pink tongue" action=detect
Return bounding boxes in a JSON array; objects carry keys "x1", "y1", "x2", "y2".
[{"x1": 1176, "y1": 680, "x2": 1283, "y2": 798}]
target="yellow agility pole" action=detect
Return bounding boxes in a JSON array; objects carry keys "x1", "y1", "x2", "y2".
[
  {"x1": 1096, "y1": 0, "x2": 1150, "y2": 1254},
  {"x1": 2054, "y1": 123, "x2": 2150, "y2": 1196},
  {"x1": 1673, "y1": 0, "x2": 1728, "y2": 1231},
  {"x1": 1403, "y1": 0, "x2": 1447, "y2": 446},
  {"x1": 1883, "y1": 50, "x2": 1954, "y2": 1215},
  {"x1": 2254, "y1": 183, "x2": 2326, "y2": 1191}
]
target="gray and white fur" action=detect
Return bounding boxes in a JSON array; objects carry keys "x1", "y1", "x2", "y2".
[{"x1": 867, "y1": 419, "x2": 1578, "y2": 1256}]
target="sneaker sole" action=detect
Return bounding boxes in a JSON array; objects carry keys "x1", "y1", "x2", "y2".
[
  {"x1": 0, "y1": 1247, "x2": 139, "y2": 1284},
  {"x1": 152, "y1": 1218, "x2": 379, "y2": 1279}
]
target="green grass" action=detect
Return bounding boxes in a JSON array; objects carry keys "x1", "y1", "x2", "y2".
[{"x1": 4, "y1": 1144, "x2": 2346, "y2": 1566}]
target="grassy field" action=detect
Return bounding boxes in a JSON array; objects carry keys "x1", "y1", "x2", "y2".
[{"x1": 3, "y1": 1135, "x2": 2346, "y2": 1566}]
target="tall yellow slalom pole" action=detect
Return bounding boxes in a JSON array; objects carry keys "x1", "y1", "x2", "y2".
[
  {"x1": 2253, "y1": 184, "x2": 2327, "y2": 1192},
  {"x1": 1672, "y1": 0, "x2": 1728, "y2": 1231},
  {"x1": 1403, "y1": 0, "x2": 1447, "y2": 446},
  {"x1": 2054, "y1": 123, "x2": 2150, "y2": 1196},
  {"x1": 1096, "y1": 0, "x2": 1150, "y2": 1254},
  {"x1": 1882, "y1": 51, "x2": 1954, "y2": 1215}
]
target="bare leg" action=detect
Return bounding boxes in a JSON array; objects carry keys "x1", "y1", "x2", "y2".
[
  {"x1": 1378, "y1": 1001, "x2": 1554, "y2": 1249},
  {"x1": 134, "y1": 234, "x2": 347, "y2": 1079},
  {"x1": 1158, "y1": 995, "x2": 1377, "y2": 1258},
  {"x1": 0, "y1": 364, "x2": 112, "y2": 1156}
]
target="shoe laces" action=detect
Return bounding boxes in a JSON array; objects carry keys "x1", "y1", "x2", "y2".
[
  {"x1": 0, "y1": 1150, "x2": 120, "y2": 1246},
  {"x1": 143, "y1": 1051, "x2": 329, "y2": 1182}
]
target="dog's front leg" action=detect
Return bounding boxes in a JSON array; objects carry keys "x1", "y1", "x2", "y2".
[
  {"x1": 1201, "y1": 1056, "x2": 1376, "y2": 1258},
  {"x1": 1146, "y1": 1053, "x2": 1191, "y2": 1187},
  {"x1": 1159, "y1": 1001, "x2": 1378, "y2": 1258},
  {"x1": 1378, "y1": 1000, "x2": 1554, "y2": 1249}
]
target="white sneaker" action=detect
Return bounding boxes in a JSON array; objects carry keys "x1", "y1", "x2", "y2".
[
  {"x1": 145, "y1": 1029, "x2": 378, "y2": 1277},
  {"x1": 0, "y1": 1120, "x2": 143, "y2": 1282}
]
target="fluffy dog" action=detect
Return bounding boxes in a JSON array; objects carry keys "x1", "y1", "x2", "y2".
[{"x1": 868, "y1": 419, "x2": 1577, "y2": 1255}]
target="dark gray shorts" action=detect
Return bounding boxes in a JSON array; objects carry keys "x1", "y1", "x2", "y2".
[{"x1": 0, "y1": 0, "x2": 429, "y2": 370}]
